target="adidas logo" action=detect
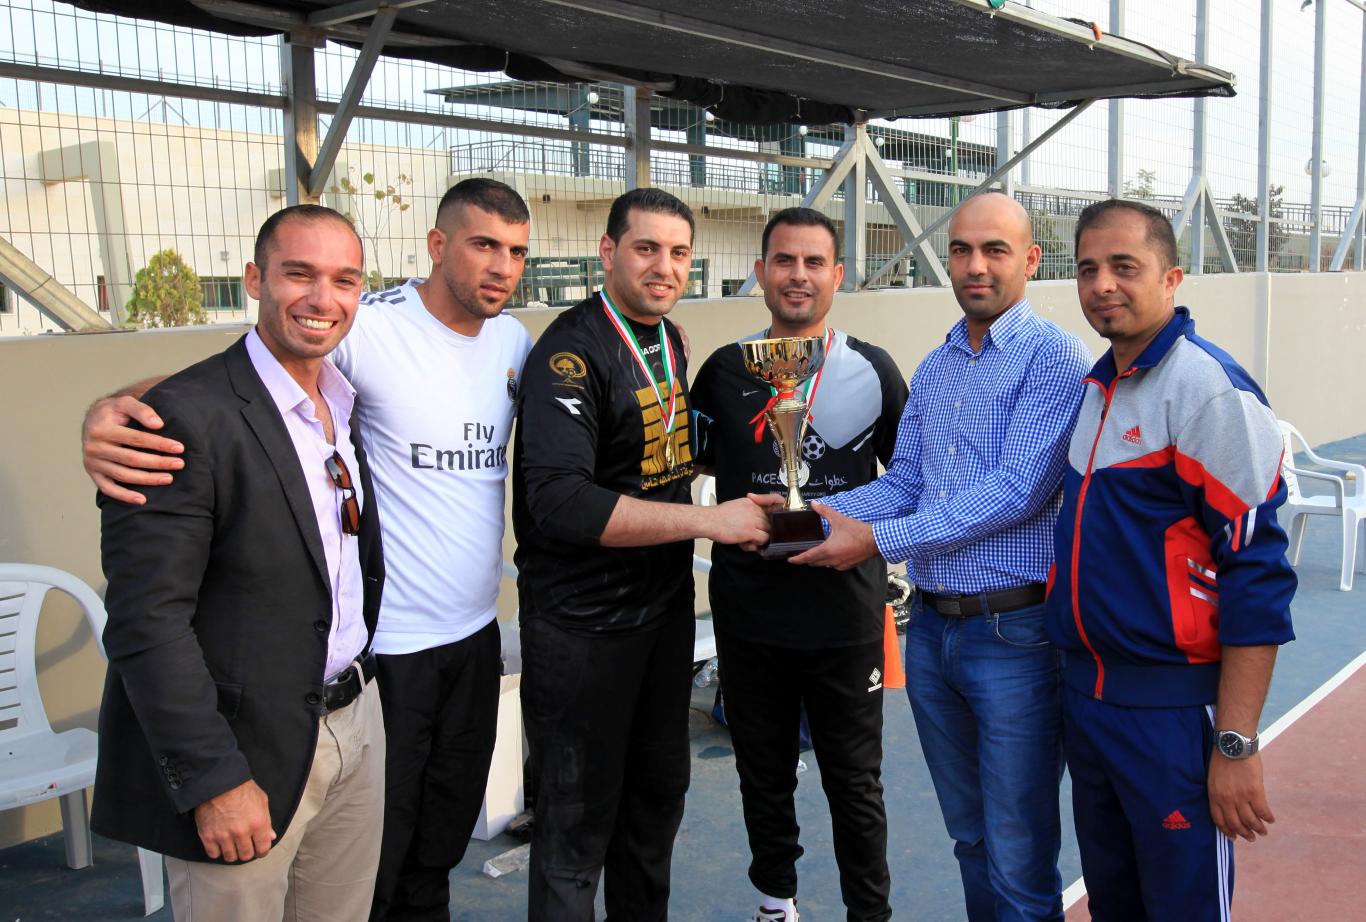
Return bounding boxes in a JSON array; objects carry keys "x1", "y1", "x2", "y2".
[
  {"x1": 1162, "y1": 810, "x2": 1191, "y2": 830},
  {"x1": 1121, "y1": 425, "x2": 1142, "y2": 445},
  {"x1": 867, "y1": 667, "x2": 883, "y2": 692}
]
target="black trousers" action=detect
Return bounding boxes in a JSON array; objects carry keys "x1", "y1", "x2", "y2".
[
  {"x1": 520, "y1": 609, "x2": 694, "y2": 922},
  {"x1": 715, "y1": 630, "x2": 892, "y2": 922},
  {"x1": 369, "y1": 619, "x2": 503, "y2": 922}
]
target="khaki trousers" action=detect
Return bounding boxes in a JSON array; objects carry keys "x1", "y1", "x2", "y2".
[{"x1": 165, "y1": 672, "x2": 385, "y2": 922}]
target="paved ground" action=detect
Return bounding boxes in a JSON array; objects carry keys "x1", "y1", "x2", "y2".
[{"x1": 4, "y1": 433, "x2": 1362, "y2": 922}]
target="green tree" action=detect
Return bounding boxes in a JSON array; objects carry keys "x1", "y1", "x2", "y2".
[
  {"x1": 125, "y1": 249, "x2": 208, "y2": 328},
  {"x1": 1122, "y1": 168, "x2": 1157, "y2": 200},
  {"x1": 1227, "y1": 185, "x2": 1289, "y2": 269},
  {"x1": 328, "y1": 169, "x2": 413, "y2": 290},
  {"x1": 1029, "y1": 208, "x2": 1072, "y2": 280}
]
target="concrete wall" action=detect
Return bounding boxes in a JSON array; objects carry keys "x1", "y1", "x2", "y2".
[{"x1": 2, "y1": 271, "x2": 1363, "y2": 848}]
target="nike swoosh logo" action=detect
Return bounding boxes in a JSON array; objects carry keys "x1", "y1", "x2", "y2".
[{"x1": 742, "y1": 389, "x2": 759, "y2": 396}]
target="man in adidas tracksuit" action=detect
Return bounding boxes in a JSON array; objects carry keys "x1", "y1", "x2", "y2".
[{"x1": 1046, "y1": 199, "x2": 1297, "y2": 921}]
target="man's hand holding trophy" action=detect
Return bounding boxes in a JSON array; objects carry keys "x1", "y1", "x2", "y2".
[{"x1": 741, "y1": 334, "x2": 829, "y2": 560}]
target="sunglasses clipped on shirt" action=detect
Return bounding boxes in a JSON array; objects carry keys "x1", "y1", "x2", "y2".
[{"x1": 324, "y1": 451, "x2": 361, "y2": 536}]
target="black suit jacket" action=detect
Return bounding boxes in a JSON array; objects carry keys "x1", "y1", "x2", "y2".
[{"x1": 92, "y1": 335, "x2": 384, "y2": 861}]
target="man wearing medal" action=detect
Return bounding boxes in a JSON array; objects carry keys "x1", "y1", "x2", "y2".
[
  {"x1": 512, "y1": 187, "x2": 772, "y2": 921},
  {"x1": 690, "y1": 208, "x2": 907, "y2": 922}
]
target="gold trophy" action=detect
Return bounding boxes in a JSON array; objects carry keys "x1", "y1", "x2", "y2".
[{"x1": 742, "y1": 335, "x2": 829, "y2": 560}]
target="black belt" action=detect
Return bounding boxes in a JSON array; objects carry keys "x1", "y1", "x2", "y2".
[
  {"x1": 322, "y1": 651, "x2": 376, "y2": 714},
  {"x1": 919, "y1": 584, "x2": 1046, "y2": 618}
]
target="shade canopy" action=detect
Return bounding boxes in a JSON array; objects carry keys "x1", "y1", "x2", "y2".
[{"x1": 73, "y1": 0, "x2": 1235, "y2": 125}]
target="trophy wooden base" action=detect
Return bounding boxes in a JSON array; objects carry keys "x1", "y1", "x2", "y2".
[{"x1": 760, "y1": 509, "x2": 825, "y2": 560}]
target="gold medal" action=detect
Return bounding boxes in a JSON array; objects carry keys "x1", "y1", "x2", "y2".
[{"x1": 664, "y1": 437, "x2": 676, "y2": 471}]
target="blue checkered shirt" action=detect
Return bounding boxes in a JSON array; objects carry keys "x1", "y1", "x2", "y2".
[{"x1": 823, "y1": 299, "x2": 1091, "y2": 593}]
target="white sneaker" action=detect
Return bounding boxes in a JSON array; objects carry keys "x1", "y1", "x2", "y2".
[{"x1": 749, "y1": 903, "x2": 800, "y2": 922}]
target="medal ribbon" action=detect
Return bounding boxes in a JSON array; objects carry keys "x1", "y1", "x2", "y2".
[
  {"x1": 749, "y1": 327, "x2": 836, "y2": 443},
  {"x1": 600, "y1": 290, "x2": 679, "y2": 444}
]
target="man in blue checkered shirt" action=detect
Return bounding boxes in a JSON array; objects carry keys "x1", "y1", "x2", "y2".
[{"x1": 792, "y1": 192, "x2": 1091, "y2": 922}]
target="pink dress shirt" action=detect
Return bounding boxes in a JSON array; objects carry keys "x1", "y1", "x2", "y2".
[{"x1": 246, "y1": 329, "x2": 368, "y2": 681}]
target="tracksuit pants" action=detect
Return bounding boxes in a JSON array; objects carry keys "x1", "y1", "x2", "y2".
[
  {"x1": 715, "y1": 630, "x2": 892, "y2": 922},
  {"x1": 519, "y1": 608, "x2": 694, "y2": 922},
  {"x1": 370, "y1": 620, "x2": 503, "y2": 921},
  {"x1": 1063, "y1": 685, "x2": 1234, "y2": 922}
]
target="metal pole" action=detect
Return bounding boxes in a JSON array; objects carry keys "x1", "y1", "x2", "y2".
[
  {"x1": 949, "y1": 116, "x2": 960, "y2": 207},
  {"x1": 1330, "y1": 7, "x2": 1366, "y2": 272},
  {"x1": 1357, "y1": 8, "x2": 1366, "y2": 270},
  {"x1": 997, "y1": 110, "x2": 1014, "y2": 197},
  {"x1": 281, "y1": 35, "x2": 321, "y2": 206},
  {"x1": 1310, "y1": 0, "x2": 1327, "y2": 271},
  {"x1": 623, "y1": 85, "x2": 652, "y2": 190},
  {"x1": 1108, "y1": 0, "x2": 1125, "y2": 198},
  {"x1": 1256, "y1": 0, "x2": 1273, "y2": 271},
  {"x1": 570, "y1": 87, "x2": 593, "y2": 177},
  {"x1": 1190, "y1": 0, "x2": 1209, "y2": 273},
  {"x1": 308, "y1": 7, "x2": 395, "y2": 198},
  {"x1": 1023, "y1": 0, "x2": 1037, "y2": 187},
  {"x1": 843, "y1": 123, "x2": 868, "y2": 290}
]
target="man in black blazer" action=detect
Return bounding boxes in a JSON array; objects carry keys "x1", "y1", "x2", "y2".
[{"x1": 94, "y1": 205, "x2": 386, "y2": 921}]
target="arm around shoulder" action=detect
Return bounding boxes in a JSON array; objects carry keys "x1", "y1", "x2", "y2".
[{"x1": 83, "y1": 375, "x2": 182, "y2": 505}]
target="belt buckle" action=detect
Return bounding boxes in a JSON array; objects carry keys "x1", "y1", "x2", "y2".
[{"x1": 940, "y1": 596, "x2": 962, "y2": 617}]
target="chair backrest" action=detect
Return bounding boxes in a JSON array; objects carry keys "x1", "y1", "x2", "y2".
[
  {"x1": 0, "y1": 564, "x2": 107, "y2": 745},
  {"x1": 1277, "y1": 420, "x2": 1303, "y2": 500}
]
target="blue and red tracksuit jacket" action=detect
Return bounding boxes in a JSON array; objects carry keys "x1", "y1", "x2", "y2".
[{"x1": 1045, "y1": 308, "x2": 1296, "y2": 708}]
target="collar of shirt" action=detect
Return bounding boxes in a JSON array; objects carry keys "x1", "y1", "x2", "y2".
[
  {"x1": 1086, "y1": 305, "x2": 1194, "y2": 385},
  {"x1": 945, "y1": 297, "x2": 1034, "y2": 356},
  {"x1": 245, "y1": 328, "x2": 357, "y2": 425}
]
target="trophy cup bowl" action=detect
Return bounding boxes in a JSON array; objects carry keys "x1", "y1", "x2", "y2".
[{"x1": 742, "y1": 335, "x2": 828, "y2": 560}]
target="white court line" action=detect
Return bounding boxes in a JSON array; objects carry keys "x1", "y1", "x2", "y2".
[
  {"x1": 1260, "y1": 647, "x2": 1366, "y2": 746},
  {"x1": 1062, "y1": 648, "x2": 1366, "y2": 910}
]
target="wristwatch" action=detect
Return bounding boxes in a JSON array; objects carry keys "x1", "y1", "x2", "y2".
[{"x1": 1215, "y1": 729, "x2": 1260, "y2": 760}]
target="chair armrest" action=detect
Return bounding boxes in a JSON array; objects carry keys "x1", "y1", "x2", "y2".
[
  {"x1": 1299, "y1": 448, "x2": 1366, "y2": 481},
  {"x1": 1289, "y1": 466, "x2": 1347, "y2": 502}
]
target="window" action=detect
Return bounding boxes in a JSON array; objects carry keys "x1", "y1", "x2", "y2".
[
  {"x1": 721, "y1": 279, "x2": 746, "y2": 297},
  {"x1": 96, "y1": 275, "x2": 111, "y2": 313},
  {"x1": 0, "y1": 281, "x2": 10, "y2": 313},
  {"x1": 199, "y1": 277, "x2": 243, "y2": 311}
]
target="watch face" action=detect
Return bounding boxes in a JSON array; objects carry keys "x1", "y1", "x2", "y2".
[{"x1": 1218, "y1": 732, "x2": 1245, "y2": 758}]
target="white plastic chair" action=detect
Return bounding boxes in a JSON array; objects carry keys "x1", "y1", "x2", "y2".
[
  {"x1": 1278, "y1": 422, "x2": 1366, "y2": 591},
  {"x1": 0, "y1": 563, "x2": 164, "y2": 915}
]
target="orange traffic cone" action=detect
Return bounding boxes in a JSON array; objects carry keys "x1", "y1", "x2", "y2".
[{"x1": 882, "y1": 604, "x2": 906, "y2": 689}]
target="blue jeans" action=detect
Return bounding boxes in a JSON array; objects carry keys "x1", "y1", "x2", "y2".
[{"x1": 905, "y1": 595, "x2": 1064, "y2": 922}]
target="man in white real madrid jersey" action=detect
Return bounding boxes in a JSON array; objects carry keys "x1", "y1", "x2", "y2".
[{"x1": 82, "y1": 179, "x2": 534, "y2": 922}]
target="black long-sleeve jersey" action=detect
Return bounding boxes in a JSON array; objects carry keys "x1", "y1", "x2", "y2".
[
  {"x1": 512, "y1": 294, "x2": 695, "y2": 633},
  {"x1": 691, "y1": 329, "x2": 907, "y2": 648}
]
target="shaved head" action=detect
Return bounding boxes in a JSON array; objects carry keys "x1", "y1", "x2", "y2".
[
  {"x1": 946, "y1": 191, "x2": 1042, "y2": 335},
  {"x1": 949, "y1": 191, "x2": 1035, "y2": 248}
]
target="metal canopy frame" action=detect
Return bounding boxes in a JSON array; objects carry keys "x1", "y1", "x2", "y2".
[
  {"x1": 247, "y1": 0, "x2": 1233, "y2": 293},
  {"x1": 5, "y1": 0, "x2": 1262, "y2": 330},
  {"x1": 859, "y1": 101, "x2": 1095, "y2": 290},
  {"x1": 176, "y1": 0, "x2": 1234, "y2": 118}
]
